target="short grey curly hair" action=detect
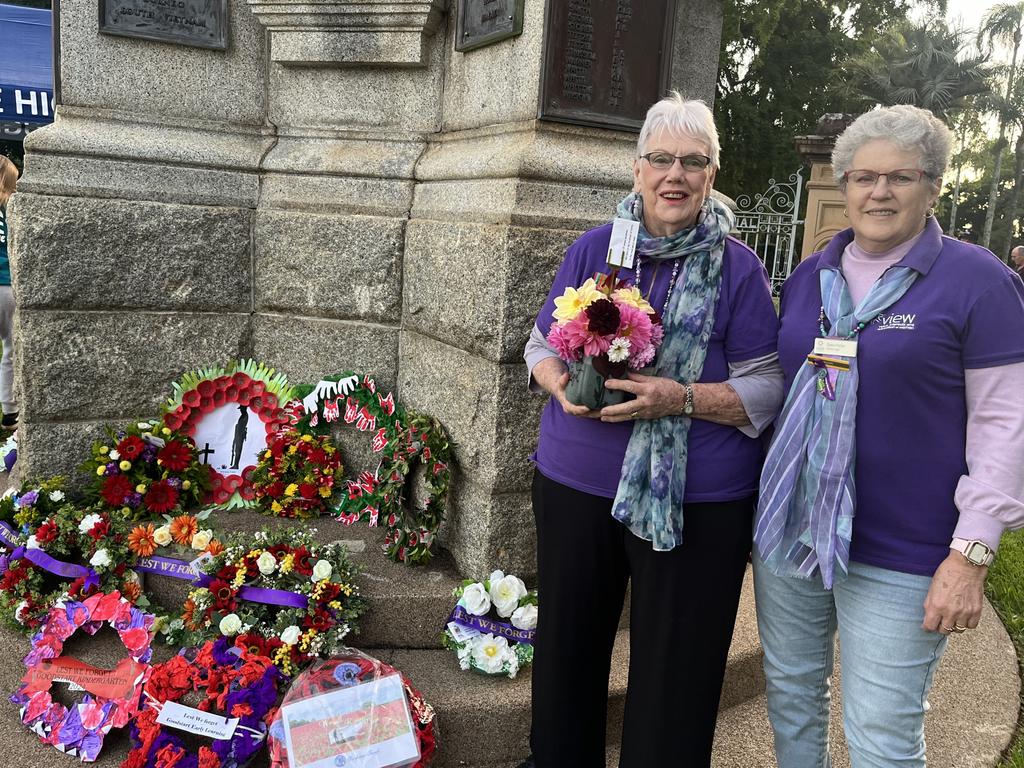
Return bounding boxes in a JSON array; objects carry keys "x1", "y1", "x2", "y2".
[
  {"x1": 637, "y1": 91, "x2": 720, "y2": 168},
  {"x1": 832, "y1": 105, "x2": 952, "y2": 189}
]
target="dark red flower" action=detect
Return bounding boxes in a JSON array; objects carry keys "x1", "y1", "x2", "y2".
[
  {"x1": 143, "y1": 480, "x2": 179, "y2": 514},
  {"x1": 157, "y1": 440, "x2": 192, "y2": 472},
  {"x1": 117, "y1": 435, "x2": 146, "y2": 461},
  {"x1": 264, "y1": 481, "x2": 285, "y2": 499},
  {"x1": 303, "y1": 610, "x2": 332, "y2": 632},
  {"x1": 292, "y1": 546, "x2": 313, "y2": 576},
  {"x1": 208, "y1": 579, "x2": 237, "y2": 612},
  {"x1": 215, "y1": 566, "x2": 237, "y2": 582},
  {"x1": 101, "y1": 474, "x2": 133, "y2": 507},
  {"x1": 268, "y1": 544, "x2": 290, "y2": 558},
  {"x1": 87, "y1": 518, "x2": 111, "y2": 541},
  {"x1": 585, "y1": 297, "x2": 621, "y2": 335},
  {"x1": 234, "y1": 633, "x2": 267, "y2": 657},
  {"x1": 34, "y1": 519, "x2": 58, "y2": 545},
  {"x1": 298, "y1": 483, "x2": 317, "y2": 499}
]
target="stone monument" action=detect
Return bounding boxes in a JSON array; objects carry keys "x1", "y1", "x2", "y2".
[{"x1": 795, "y1": 113, "x2": 854, "y2": 259}]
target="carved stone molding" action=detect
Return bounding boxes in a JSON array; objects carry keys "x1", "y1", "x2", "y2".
[{"x1": 246, "y1": 0, "x2": 446, "y2": 66}]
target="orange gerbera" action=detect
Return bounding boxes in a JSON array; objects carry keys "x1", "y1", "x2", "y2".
[
  {"x1": 127, "y1": 524, "x2": 157, "y2": 557},
  {"x1": 206, "y1": 539, "x2": 226, "y2": 556},
  {"x1": 169, "y1": 515, "x2": 198, "y2": 546},
  {"x1": 121, "y1": 581, "x2": 143, "y2": 602},
  {"x1": 182, "y1": 598, "x2": 197, "y2": 629}
]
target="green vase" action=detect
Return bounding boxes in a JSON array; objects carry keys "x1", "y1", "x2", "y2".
[{"x1": 564, "y1": 355, "x2": 629, "y2": 410}]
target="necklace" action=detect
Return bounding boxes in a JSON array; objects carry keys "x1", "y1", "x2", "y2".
[
  {"x1": 813, "y1": 307, "x2": 866, "y2": 401},
  {"x1": 634, "y1": 256, "x2": 681, "y2": 315},
  {"x1": 817, "y1": 306, "x2": 867, "y2": 338}
]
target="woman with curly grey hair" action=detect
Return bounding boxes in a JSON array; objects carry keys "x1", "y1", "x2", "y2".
[{"x1": 753, "y1": 103, "x2": 1024, "y2": 766}]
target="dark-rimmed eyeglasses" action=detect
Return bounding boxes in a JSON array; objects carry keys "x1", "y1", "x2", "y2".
[
  {"x1": 842, "y1": 169, "x2": 931, "y2": 188},
  {"x1": 641, "y1": 152, "x2": 712, "y2": 172}
]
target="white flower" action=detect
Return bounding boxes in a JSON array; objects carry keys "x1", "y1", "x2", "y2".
[
  {"x1": 1, "y1": 488, "x2": 14, "y2": 500},
  {"x1": 256, "y1": 551, "x2": 277, "y2": 575},
  {"x1": 607, "y1": 337, "x2": 631, "y2": 363},
  {"x1": 489, "y1": 574, "x2": 528, "y2": 618},
  {"x1": 109, "y1": 450, "x2": 120, "y2": 461},
  {"x1": 137, "y1": 422, "x2": 153, "y2": 430},
  {"x1": 191, "y1": 529, "x2": 213, "y2": 551},
  {"x1": 461, "y1": 582, "x2": 491, "y2": 616},
  {"x1": 471, "y1": 634, "x2": 510, "y2": 674},
  {"x1": 15, "y1": 600, "x2": 29, "y2": 624},
  {"x1": 511, "y1": 604, "x2": 538, "y2": 630},
  {"x1": 153, "y1": 525, "x2": 172, "y2": 547},
  {"x1": 219, "y1": 613, "x2": 242, "y2": 635},
  {"x1": 281, "y1": 625, "x2": 301, "y2": 645},
  {"x1": 311, "y1": 559, "x2": 332, "y2": 582},
  {"x1": 25, "y1": 535, "x2": 39, "y2": 550},
  {"x1": 90, "y1": 548, "x2": 111, "y2": 568},
  {"x1": 78, "y1": 513, "x2": 103, "y2": 535},
  {"x1": 48, "y1": 490, "x2": 65, "y2": 502}
]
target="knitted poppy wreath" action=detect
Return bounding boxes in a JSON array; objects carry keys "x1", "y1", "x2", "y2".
[
  {"x1": 266, "y1": 654, "x2": 437, "y2": 768},
  {"x1": 10, "y1": 591, "x2": 155, "y2": 762},
  {"x1": 123, "y1": 638, "x2": 280, "y2": 768}
]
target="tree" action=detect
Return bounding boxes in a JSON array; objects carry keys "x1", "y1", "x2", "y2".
[{"x1": 977, "y1": 2, "x2": 1024, "y2": 248}]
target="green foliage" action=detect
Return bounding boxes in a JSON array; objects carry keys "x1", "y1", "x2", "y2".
[{"x1": 985, "y1": 529, "x2": 1024, "y2": 767}]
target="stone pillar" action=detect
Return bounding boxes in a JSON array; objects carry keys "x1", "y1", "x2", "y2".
[
  {"x1": 11, "y1": 0, "x2": 722, "y2": 581},
  {"x1": 795, "y1": 114, "x2": 853, "y2": 259}
]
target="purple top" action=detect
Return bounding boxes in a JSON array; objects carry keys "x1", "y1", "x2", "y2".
[
  {"x1": 778, "y1": 220, "x2": 1024, "y2": 576},
  {"x1": 532, "y1": 223, "x2": 780, "y2": 502}
]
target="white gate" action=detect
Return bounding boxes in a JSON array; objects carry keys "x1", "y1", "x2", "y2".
[{"x1": 731, "y1": 170, "x2": 804, "y2": 295}]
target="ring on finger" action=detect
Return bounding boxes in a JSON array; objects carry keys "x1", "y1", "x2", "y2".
[
  {"x1": 630, "y1": 410, "x2": 640, "y2": 419},
  {"x1": 952, "y1": 624, "x2": 968, "y2": 633},
  {"x1": 941, "y1": 625, "x2": 954, "y2": 633}
]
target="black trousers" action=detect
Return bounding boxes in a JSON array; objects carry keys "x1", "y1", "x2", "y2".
[{"x1": 529, "y1": 471, "x2": 754, "y2": 768}]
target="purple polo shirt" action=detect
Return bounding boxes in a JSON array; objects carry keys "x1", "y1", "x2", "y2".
[
  {"x1": 778, "y1": 219, "x2": 1024, "y2": 577},
  {"x1": 533, "y1": 222, "x2": 779, "y2": 502}
]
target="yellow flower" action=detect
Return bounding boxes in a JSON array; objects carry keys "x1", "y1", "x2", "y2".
[
  {"x1": 301, "y1": 434, "x2": 313, "y2": 442},
  {"x1": 318, "y1": 486, "x2": 331, "y2": 498},
  {"x1": 99, "y1": 446, "x2": 109, "y2": 454},
  {"x1": 119, "y1": 460, "x2": 132, "y2": 471},
  {"x1": 182, "y1": 480, "x2": 191, "y2": 490},
  {"x1": 612, "y1": 286, "x2": 655, "y2": 314},
  {"x1": 271, "y1": 501, "x2": 283, "y2": 514},
  {"x1": 121, "y1": 507, "x2": 132, "y2": 516},
  {"x1": 287, "y1": 445, "x2": 297, "y2": 455},
  {"x1": 96, "y1": 466, "x2": 106, "y2": 476},
  {"x1": 552, "y1": 278, "x2": 600, "y2": 322},
  {"x1": 284, "y1": 483, "x2": 298, "y2": 497},
  {"x1": 280, "y1": 554, "x2": 294, "y2": 574},
  {"x1": 329, "y1": 600, "x2": 341, "y2": 610},
  {"x1": 263, "y1": 450, "x2": 272, "y2": 459},
  {"x1": 135, "y1": 484, "x2": 147, "y2": 494},
  {"x1": 233, "y1": 566, "x2": 246, "y2": 587},
  {"x1": 162, "y1": 427, "x2": 171, "y2": 435}
]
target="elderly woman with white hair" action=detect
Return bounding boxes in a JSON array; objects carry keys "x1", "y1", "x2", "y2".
[
  {"x1": 754, "y1": 104, "x2": 1024, "y2": 766},
  {"x1": 521, "y1": 93, "x2": 784, "y2": 766}
]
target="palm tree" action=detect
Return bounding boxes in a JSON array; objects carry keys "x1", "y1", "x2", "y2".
[{"x1": 978, "y1": 2, "x2": 1024, "y2": 249}]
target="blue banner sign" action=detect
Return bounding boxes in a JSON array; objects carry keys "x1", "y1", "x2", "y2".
[{"x1": 0, "y1": 84, "x2": 53, "y2": 124}]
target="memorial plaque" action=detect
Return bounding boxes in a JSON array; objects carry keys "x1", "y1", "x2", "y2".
[
  {"x1": 99, "y1": 0, "x2": 228, "y2": 50},
  {"x1": 456, "y1": 0, "x2": 525, "y2": 52},
  {"x1": 540, "y1": 0, "x2": 676, "y2": 132}
]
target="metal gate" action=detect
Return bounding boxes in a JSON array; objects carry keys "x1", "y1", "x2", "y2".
[{"x1": 731, "y1": 169, "x2": 804, "y2": 295}]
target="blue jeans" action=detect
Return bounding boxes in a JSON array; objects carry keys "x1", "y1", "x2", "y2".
[{"x1": 753, "y1": 554, "x2": 948, "y2": 767}]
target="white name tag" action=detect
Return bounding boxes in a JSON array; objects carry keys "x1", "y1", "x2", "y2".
[
  {"x1": 447, "y1": 621, "x2": 480, "y2": 643},
  {"x1": 813, "y1": 337, "x2": 858, "y2": 358},
  {"x1": 607, "y1": 217, "x2": 640, "y2": 269},
  {"x1": 189, "y1": 552, "x2": 214, "y2": 576},
  {"x1": 156, "y1": 700, "x2": 239, "y2": 740}
]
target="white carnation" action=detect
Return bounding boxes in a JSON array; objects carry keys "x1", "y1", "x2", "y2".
[
  {"x1": 78, "y1": 513, "x2": 103, "y2": 535},
  {"x1": 219, "y1": 613, "x2": 242, "y2": 635},
  {"x1": 48, "y1": 490, "x2": 65, "y2": 502},
  {"x1": 89, "y1": 548, "x2": 111, "y2": 568},
  {"x1": 25, "y1": 535, "x2": 39, "y2": 550},
  {"x1": 281, "y1": 625, "x2": 301, "y2": 645}
]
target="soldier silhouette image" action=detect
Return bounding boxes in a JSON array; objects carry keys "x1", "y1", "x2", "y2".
[{"x1": 229, "y1": 404, "x2": 248, "y2": 469}]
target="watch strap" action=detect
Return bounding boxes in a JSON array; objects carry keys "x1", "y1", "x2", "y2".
[{"x1": 950, "y1": 537, "x2": 995, "y2": 566}]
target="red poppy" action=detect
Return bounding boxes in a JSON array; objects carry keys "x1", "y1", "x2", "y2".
[
  {"x1": 268, "y1": 544, "x2": 290, "y2": 558},
  {"x1": 117, "y1": 435, "x2": 146, "y2": 461},
  {"x1": 208, "y1": 579, "x2": 237, "y2": 612},
  {"x1": 292, "y1": 546, "x2": 313, "y2": 576},
  {"x1": 144, "y1": 480, "x2": 179, "y2": 514},
  {"x1": 157, "y1": 440, "x2": 192, "y2": 472},
  {"x1": 303, "y1": 610, "x2": 332, "y2": 632},
  {"x1": 101, "y1": 474, "x2": 133, "y2": 506},
  {"x1": 198, "y1": 747, "x2": 220, "y2": 768},
  {"x1": 318, "y1": 582, "x2": 341, "y2": 602},
  {"x1": 234, "y1": 633, "x2": 267, "y2": 657},
  {"x1": 34, "y1": 519, "x2": 58, "y2": 545}
]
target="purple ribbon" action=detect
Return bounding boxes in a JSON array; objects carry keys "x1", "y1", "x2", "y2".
[
  {"x1": 448, "y1": 605, "x2": 535, "y2": 645},
  {"x1": 0, "y1": 520, "x2": 21, "y2": 549},
  {"x1": 138, "y1": 555, "x2": 308, "y2": 609},
  {"x1": 0, "y1": 522, "x2": 97, "y2": 583}
]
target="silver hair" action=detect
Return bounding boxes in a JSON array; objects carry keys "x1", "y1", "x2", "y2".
[
  {"x1": 832, "y1": 105, "x2": 952, "y2": 188},
  {"x1": 637, "y1": 91, "x2": 720, "y2": 167}
]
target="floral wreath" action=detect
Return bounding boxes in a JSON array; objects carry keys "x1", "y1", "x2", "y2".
[
  {"x1": 249, "y1": 431, "x2": 344, "y2": 519},
  {"x1": 441, "y1": 570, "x2": 537, "y2": 678},
  {"x1": 9, "y1": 591, "x2": 154, "y2": 762},
  {"x1": 127, "y1": 510, "x2": 226, "y2": 560},
  {"x1": 161, "y1": 527, "x2": 367, "y2": 676},
  {"x1": 80, "y1": 420, "x2": 212, "y2": 520},
  {"x1": 266, "y1": 654, "x2": 437, "y2": 768},
  {"x1": 290, "y1": 373, "x2": 452, "y2": 566},
  {"x1": 162, "y1": 361, "x2": 296, "y2": 508},
  {"x1": 0, "y1": 506, "x2": 143, "y2": 632},
  {"x1": 124, "y1": 637, "x2": 280, "y2": 768},
  {"x1": 0, "y1": 476, "x2": 68, "y2": 530}
]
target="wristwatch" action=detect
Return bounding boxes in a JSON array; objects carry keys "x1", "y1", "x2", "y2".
[
  {"x1": 681, "y1": 384, "x2": 695, "y2": 416},
  {"x1": 950, "y1": 538, "x2": 995, "y2": 567}
]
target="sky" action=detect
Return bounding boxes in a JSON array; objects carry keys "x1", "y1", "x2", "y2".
[{"x1": 944, "y1": 0, "x2": 996, "y2": 34}]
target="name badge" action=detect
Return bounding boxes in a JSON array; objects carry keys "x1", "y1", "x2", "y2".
[
  {"x1": 813, "y1": 337, "x2": 858, "y2": 358},
  {"x1": 607, "y1": 218, "x2": 640, "y2": 269}
]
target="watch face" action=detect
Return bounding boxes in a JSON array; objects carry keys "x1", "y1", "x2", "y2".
[{"x1": 965, "y1": 541, "x2": 991, "y2": 564}]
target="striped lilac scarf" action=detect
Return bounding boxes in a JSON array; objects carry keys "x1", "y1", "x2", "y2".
[{"x1": 753, "y1": 262, "x2": 919, "y2": 587}]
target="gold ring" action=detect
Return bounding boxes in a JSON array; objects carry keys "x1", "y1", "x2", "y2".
[
  {"x1": 630, "y1": 411, "x2": 640, "y2": 419},
  {"x1": 952, "y1": 624, "x2": 968, "y2": 633},
  {"x1": 941, "y1": 626, "x2": 954, "y2": 633}
]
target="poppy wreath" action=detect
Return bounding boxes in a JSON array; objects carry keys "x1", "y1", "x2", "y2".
[
  {"x1": 80, "y1": 420, "x2": 212, "y2": 521},
  {"x1": 10, "y1": 591, "x2": 155, "y2": 762},
  {"x1": 161, "y1": 528, "x2": 367, "y2": 677},
  {"x1": 0, "y1": 506, "x2": 143, "y2": 633},
  {"x1": 0, "y1": 476, "x2": 69, "y2": 530},
  {"x1": 123, "y1": 638, "x2": 280, "y2": 768},
  {"x1": 162, "y1": 361, "x2": 296, "y2": 508},
  {"x1": 249, "y1": 432, "x2": 344, "y2": 519},
  {"x1": 266, "y1": 654, "x2": 437, "y2": 768}
]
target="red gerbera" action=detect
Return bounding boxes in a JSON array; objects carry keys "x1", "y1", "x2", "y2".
[
  {"x1": 117, "y1": 435, "x2": 146, "y2": 461},
  {"x1": 234, "y1": 633, "x2": 267, "y2": 657},
  {"x1": 34, "y1": 519, "x2": 58, "y2": 545},
  {"x1": 101, "y1": 474, "x2": 133, "y2": 507},
  {"x1": 143, "y1": 480, "x2": 179, "y2": 514},
  {"x1": 292, "y1": 546, "x2": 313, "y2": 576},
  {"x1": 208, "y1": 579, "x2": 237, "y2": 612},
  {"x1": 157, "y1": 440, "x2": 192, "y2": 472}
]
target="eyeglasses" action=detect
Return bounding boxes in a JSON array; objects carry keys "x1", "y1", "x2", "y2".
[
  {"x1": 842, "y1": 169, "x2": 930, "y2": 188},
  {"x1": 641, "y1": 152, "x2": 712, "y2": 173}
]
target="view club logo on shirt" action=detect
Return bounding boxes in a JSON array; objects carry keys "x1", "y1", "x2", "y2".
[{"x1": 874, "y1": 312, "x2": 916, "y2": 331}]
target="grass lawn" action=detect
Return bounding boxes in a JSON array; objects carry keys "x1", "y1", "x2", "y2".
[{"x1": 987, "y1": 529, "x2": 1024, "y2": 767}]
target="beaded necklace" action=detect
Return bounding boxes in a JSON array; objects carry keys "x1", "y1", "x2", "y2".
[{"x1": 634, "y1": 255, "x2": 682, "y2": 315}]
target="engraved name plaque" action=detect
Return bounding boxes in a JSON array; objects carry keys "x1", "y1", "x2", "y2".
[
  {"x1": 540, "y1": 0, "x2": 676, "y2": 132},
  {"x1": 99, "y1": 0, "x2": 228, "y2": 50},
  {"x1": 456, "y1": 0, "x2": 525, "y2": 52}
]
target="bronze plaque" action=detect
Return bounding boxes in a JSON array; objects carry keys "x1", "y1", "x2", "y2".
[
  {"x1": 456, "y1": 0, "x2": 524, "y2": 52},
  {"x1": 540, "y1": 0, "x2": 676, "y2": 132},
  {"x1": 99, "y1": 0, "x2": 228, "y2": 50}
]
